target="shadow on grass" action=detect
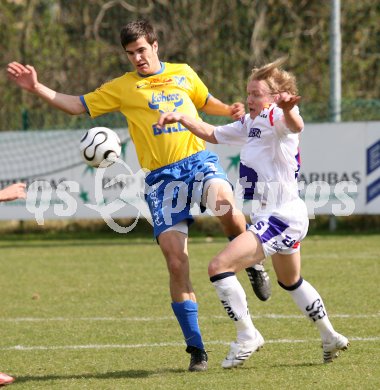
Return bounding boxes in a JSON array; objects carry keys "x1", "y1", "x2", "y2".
[
  {"x1": 269, "y1": 362, "x2": 323, "y2": 368},
  {"x1": 0, "y1": 236, "x2": 225, "y2": 249},
  {"x1": 0, "y1": 240, "x2": 156, "y2": 250},
  {"x1": 14, "y1": 368, "x2": 184, "y2": 383}
]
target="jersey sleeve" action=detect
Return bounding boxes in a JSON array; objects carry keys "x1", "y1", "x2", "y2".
[
  {"x1": 214, "y1": 116, "x2": 248, "y2": 146},
  {"x1": 273, "y1": 105, "x2": 303, "y2": 135},
  {"x1": 185, "y1": 65, "x2": 210, "y2": 109},
  {"x1": 81, "y1": 78, "x2": 122, "y2": 118}
]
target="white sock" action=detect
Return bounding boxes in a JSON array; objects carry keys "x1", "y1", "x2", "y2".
[
  {"x1": 212, "y1": 274, "x2": 257, "y2": 343},
  {"x1": 285, "y1": 278, "x2": 336, "y2": 341}
]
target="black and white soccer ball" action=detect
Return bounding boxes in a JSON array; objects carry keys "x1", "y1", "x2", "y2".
[{"x1": 80, "y1": 127, "x2": 121, "y2": 168}]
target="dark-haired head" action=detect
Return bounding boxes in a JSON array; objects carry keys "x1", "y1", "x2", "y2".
[{"x1": 120, "y1": 19, "x2": 157, "y2": 49}]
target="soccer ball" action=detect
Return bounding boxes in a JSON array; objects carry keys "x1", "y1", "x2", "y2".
[{"x1": 80, "y1": 127, "x2": 121, "y2": 168}]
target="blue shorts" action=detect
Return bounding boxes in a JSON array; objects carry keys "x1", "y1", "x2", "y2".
[{"x1": 145, "y1": 150, "x2": 229, "y2": 237}]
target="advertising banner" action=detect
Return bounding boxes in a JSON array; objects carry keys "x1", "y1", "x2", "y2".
[{"x1": 0, "y1": 122, "x2": 379, "y2": 226}]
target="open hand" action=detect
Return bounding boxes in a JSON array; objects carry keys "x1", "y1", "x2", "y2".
[
  {"x1": 275, "y1": 92, "x2": 301, "y2": 112},
  {"x1": 7, "y1": 62, "x2": 39, "y2": 92}
]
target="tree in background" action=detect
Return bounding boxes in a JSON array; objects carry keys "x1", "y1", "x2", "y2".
[{"x1": 1, "y1": 0, "x2": 379, "y2": 130}]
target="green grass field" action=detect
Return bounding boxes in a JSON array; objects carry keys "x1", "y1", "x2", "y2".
[{"x1": 0, "y1": 234, "x2": 379, "y2": 389}]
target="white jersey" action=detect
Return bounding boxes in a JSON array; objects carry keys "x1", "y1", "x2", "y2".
[
  {"x1": 215, "y1": 103, "x2": 307, "y2": 257},
  {"x1": 214, "y1": 103, "x2": 302, "y2": 207}
]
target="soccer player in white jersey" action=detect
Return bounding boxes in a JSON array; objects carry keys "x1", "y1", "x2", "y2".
[{"x1": 157, "y1": 57, "x2": 349, "y2": 367}]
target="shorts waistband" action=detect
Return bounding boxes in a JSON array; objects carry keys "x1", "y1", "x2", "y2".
[{"x1": 149, "y1": 150, "x2": 211, "y2": 175}]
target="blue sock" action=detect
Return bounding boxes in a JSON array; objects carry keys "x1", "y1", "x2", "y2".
[{"x1": 171, "y1": 300, "x2": 204, "y2": 350}]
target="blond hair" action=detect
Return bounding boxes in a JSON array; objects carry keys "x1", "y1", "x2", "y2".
[{"x1": 249, "y1": 57, "x2": 298, "y2": 95}]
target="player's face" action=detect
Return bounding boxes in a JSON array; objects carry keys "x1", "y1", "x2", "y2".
[
  {"x1": 125, "y1": 37, "x2": 160, "y2": 75},
  {"x1": 246, "y1": 80, "x2": 274, "y2": 119}
]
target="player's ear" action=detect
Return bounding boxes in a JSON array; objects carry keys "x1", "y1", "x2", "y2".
[{"x1": 152, "y1": 41, "x2": 158, "y2": 54}]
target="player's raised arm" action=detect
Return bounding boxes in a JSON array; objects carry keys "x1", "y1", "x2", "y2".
[
  {"x1": 200, "y1": 95, "x2": 245, "y2": 120},
  {"x1": 157, "y1": 112, "x2": 218, "y2": 144},
  {"x1": 7, "y1": 62, "x2": 85, "y2": 115}
]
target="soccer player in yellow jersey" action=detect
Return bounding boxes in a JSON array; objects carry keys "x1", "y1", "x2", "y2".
[{"x1": 7, "y1": 19, "x2": 271, "y2": 371}]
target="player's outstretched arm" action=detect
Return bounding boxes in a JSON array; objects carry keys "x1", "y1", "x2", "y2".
[
  {"x1": 200, "y1": 96, "x2": 245, "y2": 120},
  {"x1": 0, "y1": 183, "x2": 26, "y2": 202},
  {"x1": 7, "y1": 62, "x2": 85, "y2": 115},
  {"x1": 157, "y1": 112, "x2": 218, "y2": 144},
  {"x1": 275, "y1": 93, "x2": 304, "y2": 133}
]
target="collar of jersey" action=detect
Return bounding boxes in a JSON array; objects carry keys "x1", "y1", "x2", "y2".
[{"x1": 138, "y1": 61, "x2": 165, "y2": 78}]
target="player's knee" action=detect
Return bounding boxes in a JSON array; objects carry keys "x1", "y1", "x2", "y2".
[
  {"x1": 208, "y1": 254, "x2": 228, "y2": 277},
  {"x1": 165, "y1": 253, "x2": 188, "y2": 277},
  {"x1": 205, "y1": 182, "x2": 235, "y2": 217},
  {"x1": 208, "y1": 260, "x2": 218, "y2": 277},
  {"x1": 215, "y1": 187, "x2": 235, "y2": 211}
]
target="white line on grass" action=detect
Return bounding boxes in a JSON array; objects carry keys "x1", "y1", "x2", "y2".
[
  {"x1": 0, "y1": 313, "x2": 379, "y2": 322},
  {"x1": 1, "y1": 337, "x2": 379, "y2": 352}
]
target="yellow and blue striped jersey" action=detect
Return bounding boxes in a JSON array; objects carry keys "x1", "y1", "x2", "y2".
[{"x1": 81, "y1": 62, "x2": 209, "y2": 170}]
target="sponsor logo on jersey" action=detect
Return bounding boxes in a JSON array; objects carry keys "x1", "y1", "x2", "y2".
[
  {"x1": 136, "y1": 77, "x2": 174, "y2": 89},
  {"x1": 149, "y1": 91, "x2": 186, "y2": 136},
  {"x1": 152, "y1": 122, "x2": 188, "y2": 136},
  {"x1": 248, "y1": 127, "x2": 261, "y2": 138},
  {"x1": 173, "y1": 75, "x2": 187, "y2": 87},
  {"x1": 148, "y1": 91, "x2": 184, "y2": 110}
]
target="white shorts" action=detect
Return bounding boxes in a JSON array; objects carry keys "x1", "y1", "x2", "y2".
[{"x1": 249, "y1": 198, "x2": 309, "y2": 257}]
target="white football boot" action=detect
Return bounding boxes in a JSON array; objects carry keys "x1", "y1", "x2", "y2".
[
  {"x1": 322, "y1": 332, "x2": 349, "y2": 363},
  {"x1": 222, "y1": 330, "x2": 265, "y2": 368}
]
